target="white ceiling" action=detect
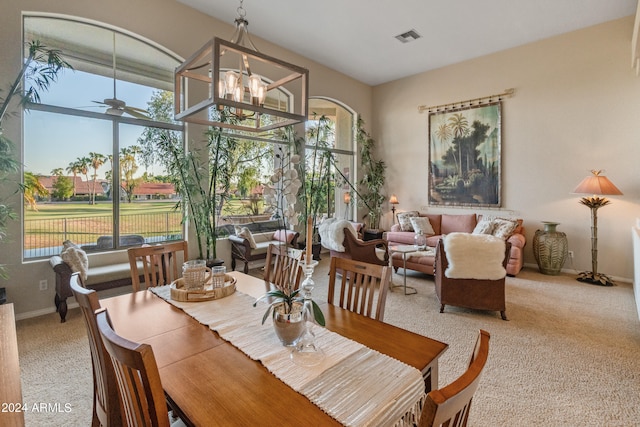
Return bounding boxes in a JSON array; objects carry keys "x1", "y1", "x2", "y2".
[{"x1": 178, "y1": 0, "x2": 638, "y2": 86}]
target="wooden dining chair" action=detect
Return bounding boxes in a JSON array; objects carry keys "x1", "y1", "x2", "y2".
[
  {"x1": 263, "y1": 243, "x2": 304, "y2": 293},
  {"x1": 95, "y1": 307, "x2": 186, "y2": 427},
  {"x1": 327, "y1": 257, "x2": 391, "y2": 321},
  {"x1": 418, "y1": 330, "x2": 491, "y2": 427},
  {"x1": 70, "y1": 273, "x2": 122, "y2": 427},
  {"x1": 128, "y1": 241, "x2": 188, "y2": 291}
]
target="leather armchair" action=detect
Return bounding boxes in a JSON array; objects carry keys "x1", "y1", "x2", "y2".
[{"x1": 329, "y1": 227, "x2": 389, "y2": 266}]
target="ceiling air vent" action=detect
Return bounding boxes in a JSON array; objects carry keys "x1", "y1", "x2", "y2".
[{"x1": 395, "y1": 29, "x2": 421, "y2": 44}]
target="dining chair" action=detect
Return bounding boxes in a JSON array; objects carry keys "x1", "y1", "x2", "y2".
[
  {"x1": 263, "y1": 243, "x2": 304, "y2": 293},
  {"x1": 327, "y1": 257, "x2": 391, "y2": 321},
  {"x1": 128, "y1": 241, "x2": 188, "y2": 291},
  {"x1": 418, "y1": 329, "x2": 491, "y2": 427},
  {"x1": 69, "y1": 272, "x2": 121, "y2": 427},
  {"x1": 95, "y1": 308, "x2": 186, "y2": 427}
]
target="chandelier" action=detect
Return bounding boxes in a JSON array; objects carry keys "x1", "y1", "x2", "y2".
[{"x1": 174, "y1": 0, "x2": 309, "y2": 133}]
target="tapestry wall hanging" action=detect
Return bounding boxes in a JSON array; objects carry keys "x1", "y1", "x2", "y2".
[{"x1": 428, "y1": 102, "x2": 502, "y2": 207}]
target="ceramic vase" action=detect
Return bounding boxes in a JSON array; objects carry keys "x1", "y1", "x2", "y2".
[
  {"x1": 272, "y1": 302, "x2": 305, "y2": 346},
  {"x1": 533, "y1": 222, "x2": 568, "y2": 275}
]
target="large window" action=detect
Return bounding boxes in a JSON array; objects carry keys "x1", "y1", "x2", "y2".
[
  {"x1": 23, "y1": 16, "x2": 183, "y2": 258},
  {"x1": 306, "y1": 98, "x2": 356, "y2": 221}
]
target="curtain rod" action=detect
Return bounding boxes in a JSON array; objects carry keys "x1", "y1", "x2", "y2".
[{"x1": 418, "y1": 88, "x2": 515, "y2": 113}]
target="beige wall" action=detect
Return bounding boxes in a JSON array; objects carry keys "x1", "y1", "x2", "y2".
[
  {"x1": 0, "y1": 0, "x2": 372, "y2": 317},
  {"x1": 373, "y1": 16, "x2": 640, "y2": 281}
]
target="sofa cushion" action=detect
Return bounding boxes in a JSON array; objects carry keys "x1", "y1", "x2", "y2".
[
  {"x1": 397, "y1": 211, "x2": 420, "y2": 231},
  {"x1": 440, "y1": 214, "x2": 477, "y2": 234},
  {"x1": 410, "y1": 217, "x2": 435, "y2": 236}
]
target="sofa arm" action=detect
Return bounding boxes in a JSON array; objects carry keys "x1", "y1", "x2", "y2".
[
  {"x1": 229, "y1": 235, "x2": 252, "y2": 257},
  {"x1": 507, "y1": 232, "x2": 526, "y2": 250}
]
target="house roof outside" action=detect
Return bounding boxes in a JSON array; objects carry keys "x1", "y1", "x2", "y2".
[{"x1": 38, "y1": 176, "x2": 106, "y2": 196}]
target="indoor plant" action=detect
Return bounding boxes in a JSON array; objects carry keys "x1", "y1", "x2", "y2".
[
  {"x1": 253, "y1": 282, "x2": 326, "y2": 346},
  {"x1": 155, "y1": 126, "x2": 235, "y2": 264},
  {"x1": 355, "y1": 117, "x2": 386, "y2": 230}
]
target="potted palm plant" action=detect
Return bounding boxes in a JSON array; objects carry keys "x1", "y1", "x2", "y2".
[
  {"x1": 155, "y1": 127, "x2": 234, "y2": 265},
  {"x1": 356, "y1": 117, "x2": 386, "y2": 231}
]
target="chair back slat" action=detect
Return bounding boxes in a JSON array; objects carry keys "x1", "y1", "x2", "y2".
[
  {"x1": 328, "y1": 257, "x2": 391, "y2": 321},
  {"x1": 96, "y1": 308, "x2": 171, "y2": 427},
  {"x1": 264, "y1": 244, "x2": 303, "y2": 293},
  {"x1": 419, "y1": 330, "x2": 491, "y2": 427},
  {"x1": 70, "y1": 273, "x2": 122, "y2": 426},
  {"x1": 128, "y1": 241, "x2": 188, "y2": 291}
]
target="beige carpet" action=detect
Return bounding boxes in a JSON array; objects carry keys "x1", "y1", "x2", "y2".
[{"x1": 15, "y1": 260, "x2": 640, "y2": 426}]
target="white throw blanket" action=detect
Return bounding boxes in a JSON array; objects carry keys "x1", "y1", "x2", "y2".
[
  {"x1": 318, "y1": 218, "x2": 357, "y2": 252},
  {"x1": 444, "y1": 232, "x2": 506, "y2": 280},
  {"x1": 60, "y1": 240, "x2": 89, "y2": 281}
]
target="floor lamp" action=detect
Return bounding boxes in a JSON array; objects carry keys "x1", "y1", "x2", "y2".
[
  {"x1": 573, "y1": 170, "x2": 622, "y2": 286},
  {"x1": 389, "y1": 194, "x2": 399, "y2": 224}
]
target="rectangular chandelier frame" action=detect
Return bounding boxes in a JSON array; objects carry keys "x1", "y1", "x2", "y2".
[{"x1": 175, "y1": 38, "x2": 308, "y2": 133}]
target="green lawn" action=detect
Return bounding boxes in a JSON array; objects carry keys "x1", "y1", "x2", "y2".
[{"x1": 25, "y1": 198, "x2": 263, "y2": 219}]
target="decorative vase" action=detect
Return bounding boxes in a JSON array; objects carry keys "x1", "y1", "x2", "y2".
[
  {"x1": 414, "y1": 231, "x2": 427, "y2": 250},
  {"x1": 272, "y1": 302, "x2": 305, "y2": 347},
  {"x1": 533, "y1": 222, "x2": 568, "y2": 275}
]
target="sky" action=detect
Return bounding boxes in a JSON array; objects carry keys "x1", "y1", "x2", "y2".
[{"x1": 23, "y1": 69, "x2": 165, "y2": 179}]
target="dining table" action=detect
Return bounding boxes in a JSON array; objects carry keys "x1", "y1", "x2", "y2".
[{"x1": 100, "y1": 270, "x2": 448, "y2": 426}]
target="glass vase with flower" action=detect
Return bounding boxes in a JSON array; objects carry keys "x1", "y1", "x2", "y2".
[{"x1": 255, "y1": 145, "x2": 325, "y2": 347}]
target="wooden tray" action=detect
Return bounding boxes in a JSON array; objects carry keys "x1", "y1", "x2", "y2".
[{"x1": 170, "y1": 274, "x2": 237, "y2": 302}]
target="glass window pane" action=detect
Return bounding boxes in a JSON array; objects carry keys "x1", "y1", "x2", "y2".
[{"x1": 23, "y1": 111, "x2": 113, "y2": 257}]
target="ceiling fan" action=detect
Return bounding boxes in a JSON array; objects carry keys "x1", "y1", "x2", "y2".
[{"x1": 93, "y1": 34, "x2": 150, "y2": 120}]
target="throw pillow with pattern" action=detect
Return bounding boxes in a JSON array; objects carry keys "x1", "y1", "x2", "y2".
[
  {"x1": 397, "y1": 211, "x2": 420, "y2": 232},
  {"x1": 409, "y1": 216, "x2": 435, "y2": 236},
  {"x1": 491, "y1": 219, "x2": 518, "y2": 240},
  {"x1": 472, "y1": 219, "x2": 496, "y2": 235}
]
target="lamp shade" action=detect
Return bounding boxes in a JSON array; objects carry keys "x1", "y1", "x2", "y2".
[
  {"x1": 389, "y1": 194, "x2": 399, "y2": 205},
  {"x1": 573, "y1": 170, "x2": 622, "y2": 196}
]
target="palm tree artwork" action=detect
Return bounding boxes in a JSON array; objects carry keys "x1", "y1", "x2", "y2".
[{"x1": 428, "y1": 103, "x2": 501, "y2": 207}]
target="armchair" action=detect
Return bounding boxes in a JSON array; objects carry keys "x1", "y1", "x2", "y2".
[
  {"x1": 434, "y1": 234, "x2": 511, "y2": 320},
  {"x1": 319, "y1": 218, "x2": 388, "y2": 266}
]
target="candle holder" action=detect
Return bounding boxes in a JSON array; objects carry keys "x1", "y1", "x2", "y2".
[{"x1": 291, "y1": 260, "x2": 324, "y2": 366}]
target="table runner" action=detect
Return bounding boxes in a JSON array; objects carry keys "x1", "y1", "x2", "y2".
[{"x1": 150, "y1": 285, "x2": 425, "y2": 427}]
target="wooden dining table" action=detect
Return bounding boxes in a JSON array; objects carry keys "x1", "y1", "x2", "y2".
[{"x1": 101, "y1": 271, "x2": 448, "y2": 426}]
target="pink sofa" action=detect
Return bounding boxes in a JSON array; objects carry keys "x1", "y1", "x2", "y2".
[{"x1": 384, "y1": 213, "x2": 526, "y2": 276}]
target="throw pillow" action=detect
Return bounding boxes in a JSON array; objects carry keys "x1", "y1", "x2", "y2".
[
  {"x1": 273, "y1": 229, "x2": 295, "y2": 244},
  {"x1": 491, "y1": 218, "x2": 518, "y2": 240},
  {"x1": 472, "y1": 219, "x2": 496, "y2": 235},
  {"x1": 397, "y1": 211, "x2": 420, "y2": 232},
  {"x1": 60, "y1": 241, "x2": 89, "y2": 282},
  {"x1": 409, "y1": 216, "x2": 435, "y2": 236},
  {"x1": 237, "y1": 227, "x2": 257, "y2": 249}
]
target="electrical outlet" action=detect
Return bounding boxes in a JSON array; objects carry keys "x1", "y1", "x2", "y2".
[
  {"x1": 39, "y1": 279, "x2": 48, "y2": 291},
  {"x1": 568, "y1": 251, "x2": 574, "y2": 259}
]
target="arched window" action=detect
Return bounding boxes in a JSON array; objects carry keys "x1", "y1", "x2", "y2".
[
  {"x1": 306, "y1": 97, "x2": 357, "y2": 221},
  {"x1": 22, "y1": 15, "x2": 183, "y2": 258}
]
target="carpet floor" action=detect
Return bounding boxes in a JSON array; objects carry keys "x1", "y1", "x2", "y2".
[{"x1": 14, "y1": 260, "x2": 640, "y2": 426}]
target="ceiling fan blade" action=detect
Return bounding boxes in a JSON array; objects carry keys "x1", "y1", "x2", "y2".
[
  {"x1": 123, "y1": 107, "x2": 151, "y2": 120},
  {"x1": 125, "y1": 105, "x2": 149, "y2": 114}
]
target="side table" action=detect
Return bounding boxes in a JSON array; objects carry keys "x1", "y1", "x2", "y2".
[{"x1": 388, "y1": 244, "x2": 418, "y2": 295}]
